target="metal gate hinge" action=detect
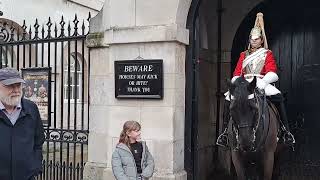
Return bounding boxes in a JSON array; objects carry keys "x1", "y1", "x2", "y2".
[{"x1": 193, "y1": 59, "x2": 200, "y2": 64}]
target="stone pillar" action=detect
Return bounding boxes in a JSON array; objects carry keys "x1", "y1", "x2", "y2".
[{"x1": 84, "y1": 0, "x2": 191, "y2": 179}]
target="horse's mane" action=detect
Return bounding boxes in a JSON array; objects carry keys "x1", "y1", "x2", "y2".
[{"x1": 231, "y1": 77, "x2": 251, "y2": 108}]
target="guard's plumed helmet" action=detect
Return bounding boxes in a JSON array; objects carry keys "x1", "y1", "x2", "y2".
[{"x1": 248, "y1": 12, "x2": 269, "y2": 49}]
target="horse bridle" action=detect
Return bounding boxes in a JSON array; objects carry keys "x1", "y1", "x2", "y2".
[{"x1": 231, "y1": 89, "x2": 266, "y2": 151}]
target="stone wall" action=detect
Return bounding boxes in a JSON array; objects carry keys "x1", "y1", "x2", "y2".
[
  {"x1": 83, "y1": 0, "x2": 267, "y2": 179},
  {"x1": 84, "y1": 0, "x2": 192, "y2": 179}
]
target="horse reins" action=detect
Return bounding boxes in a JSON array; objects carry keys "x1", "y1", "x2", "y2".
[{"x1": 231, "y1": 89, "x2": 266, "y2": 151}]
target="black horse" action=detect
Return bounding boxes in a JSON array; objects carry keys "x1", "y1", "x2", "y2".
[{"x1": 228, "y1": 77, "x2": 278, "y2": 180}]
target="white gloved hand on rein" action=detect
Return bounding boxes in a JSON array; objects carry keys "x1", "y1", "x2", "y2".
[{"x1": 256, "y1": 78, "x2": 268, "y2": 90}]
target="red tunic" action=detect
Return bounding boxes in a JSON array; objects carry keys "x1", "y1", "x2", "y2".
[{"x1": 233, "y1": 50, "x2": 277, "y2": 77}]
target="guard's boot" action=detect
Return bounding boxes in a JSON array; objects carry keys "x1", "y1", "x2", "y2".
[
  {"x1": 216, "y1": 101, "x2": 231, "y2": 148},
  {"x1": 276, "y1": 101, "x2": 295, "y2": 147}
]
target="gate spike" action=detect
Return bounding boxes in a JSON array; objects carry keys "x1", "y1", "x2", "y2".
[
  {"x1": 33, "y1": 18, "x2": 40, "y2": 40},
  {"x1": 47, "y1": 17, "x2": 53, "y2": 27},
  {"x1": 87, "y1": 12, "x2": 91, "y2": 22},
  {"x1": 46, "y1": 17, "x2": 53, "y2": 39},
  {"x1": 73, "y1": 14, "x2": 79, "y2": 36},
  {"x1": 86, "y1": 12, "x2": 91, "y2": 35},
  {"x1": 59, "y1": 15, "x2": 66, "y2": 37},
  {"x1": 68, "y1": 21, "x2": 71, "y2": 36},
  {"x1": 54, "y1": 22, "x2": 58, "y2": 38},
  {"x1": 28, "y1": 25, "x2": 32, "y2": 40},
  {"x1": 60, "y1": 15, "x2": 65, "y2": 24},
  {"x1": 41, "y1": 24, "x2": 45, "y2": 39},
  {"x1": 22, "y1": 20, "x2": 27, "y2": 40}
]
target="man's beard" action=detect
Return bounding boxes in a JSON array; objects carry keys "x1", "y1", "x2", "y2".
[{"x1": 0, "y1": 90, "x2": 22, "y2": 107}]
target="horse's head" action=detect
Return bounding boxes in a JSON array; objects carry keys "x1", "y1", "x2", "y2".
[{"x1": 229, "y1": 76, "x2": 260, "y2": 152}]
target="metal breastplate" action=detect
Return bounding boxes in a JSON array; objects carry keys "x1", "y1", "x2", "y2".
[{"x1": 245, "y1": 51, "x2": 267, "y2": 74}]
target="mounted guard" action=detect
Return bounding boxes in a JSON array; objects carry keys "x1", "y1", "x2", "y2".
[{"x1": 216, "y1": 12, "x2": 295, "y2": 148}]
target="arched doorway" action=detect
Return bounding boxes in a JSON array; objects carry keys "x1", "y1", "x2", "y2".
[
  {"x1": 185, "y1": 0, "x2": 230, "y2": 179},
  {"x1": 232, "y1": 0, "x2": 320, "y2": 178},
  {"x1": 185, "y1": 0, "x2": 265, "y2": 179}
]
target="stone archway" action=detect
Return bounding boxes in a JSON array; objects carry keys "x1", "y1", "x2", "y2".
[
  {"x1": 0, "y1": 18, "x2": 29, "y2": 68},
  {"x1": 176, "y1": 0, "x2": 193, "y2": 28},
  {"x1": 184, "y1": 0, "x2": 271, "y2": 179}
]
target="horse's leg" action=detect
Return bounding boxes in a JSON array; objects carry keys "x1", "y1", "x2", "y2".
[
  {"x1": 262, "y1": 104, "x2": 278, "y2": 180},
  {"x1": 231, "y1": 151, "x2": 246, "y2": 180},
  {"x1": 263, "y1": 152, "x2": 274, "y2": 180}
]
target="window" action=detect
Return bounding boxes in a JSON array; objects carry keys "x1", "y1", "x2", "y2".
[{"x1": 64, "y1": 54, "x2": 82, "y2": 101}]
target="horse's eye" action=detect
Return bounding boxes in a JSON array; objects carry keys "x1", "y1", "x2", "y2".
[
  {"x1": 229, "y1": 104, "x2": 235, "y2": 111},
  {"x1": 249, "y1": 102, "x2": 258, "y2": 109}
]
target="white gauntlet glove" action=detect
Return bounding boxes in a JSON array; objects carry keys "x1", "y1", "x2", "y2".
[
  {"x1": 257, "y1": 72, "x2": 279, "y2": 90},
  {"x1": 262, "y1": 72, "x2": 278, "y2": 84},
  {"x1": 257, "y1": 78, "x2": 268, "y2": 89}
]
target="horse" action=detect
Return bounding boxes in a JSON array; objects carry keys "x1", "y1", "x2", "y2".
[{"x1": 228, "y1": 76, "x2": 279, "y2": 180}]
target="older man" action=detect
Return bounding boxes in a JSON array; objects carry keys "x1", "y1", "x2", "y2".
[{"x1": 0, "y1": 67, "x2": 45, "y2": 180}]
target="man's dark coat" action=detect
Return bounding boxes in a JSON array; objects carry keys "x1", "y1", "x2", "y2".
[{"x1": 0, "y1": 98, "x2": 45, "y2": 180}]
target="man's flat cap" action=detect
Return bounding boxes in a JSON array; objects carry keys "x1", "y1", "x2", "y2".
[{"x1": 0, "y1": 67, "x2": 25, "y2": 85}]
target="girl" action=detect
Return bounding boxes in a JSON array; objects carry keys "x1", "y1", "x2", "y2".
[{"x1": 112, "y1": 121, "x2": 154, "y2": 180}]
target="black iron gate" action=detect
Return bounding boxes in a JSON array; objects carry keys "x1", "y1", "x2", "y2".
[{"x1": 0, "y1": 14, "x2": 91, "y2": 180}]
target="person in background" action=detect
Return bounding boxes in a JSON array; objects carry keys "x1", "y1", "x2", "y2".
[{"x1": 0, "y1": 67, "x2": 45, "y2": 180}]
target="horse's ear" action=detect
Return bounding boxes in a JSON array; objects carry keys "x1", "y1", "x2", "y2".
[
  {"x1": 226, "y1": 78, "x2": 232, "y2": 89},
  {"x1": 248, "y1": 77, "x2": 257, "y2": 92},
  {"x1": 226, "y1": 78, "x2": 236, "y2": 93}
]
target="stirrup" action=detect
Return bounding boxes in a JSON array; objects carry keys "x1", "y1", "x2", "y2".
[
  {"x1": 216, "y1": 130, "x2": 229, "y2": 148},
  {"x1": 284, "y1": 131, "x2": 296, "y2": 144},
  {"x1": 282, "y1": 131, "x2": 295, "y2": 151}
]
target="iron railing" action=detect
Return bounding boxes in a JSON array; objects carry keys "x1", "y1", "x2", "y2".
[{"x1": 0, "y1": 13, "x2": 91, "y2": 180}]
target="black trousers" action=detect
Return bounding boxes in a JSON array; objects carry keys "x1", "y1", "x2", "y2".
[{"x1": 268, "y1": 93, "x2": 290, "y2": 130}]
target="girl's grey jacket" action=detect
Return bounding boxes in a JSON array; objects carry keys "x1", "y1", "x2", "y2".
[{"x1": 112, "y1": 141, "x2": 155, "y2": 180}]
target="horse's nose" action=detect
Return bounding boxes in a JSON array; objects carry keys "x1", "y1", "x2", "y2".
[
  {"x1": 241, "y1": 145, "x2": 251, "y2": 152},
  {"x1": 241, "y1": 144, "x2": 255, "y2": 152}
]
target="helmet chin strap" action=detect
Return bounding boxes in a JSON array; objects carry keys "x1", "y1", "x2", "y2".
[{"x1": 250, "y1": 45, "x2": 262, "y2": 53}]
